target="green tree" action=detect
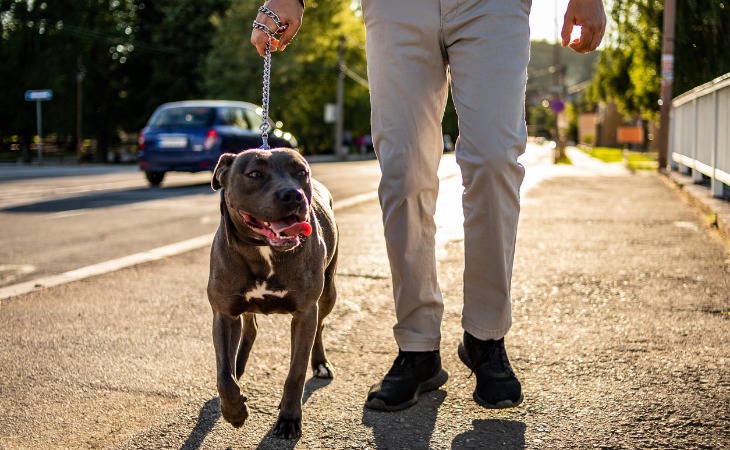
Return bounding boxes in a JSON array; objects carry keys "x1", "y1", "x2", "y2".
[
  {"x1": 203, "y1": 1, "x2": 369, "y2": 154},
  {"x1": 674, "y1": 0, "x2": 730, "y2": 95},
  {"x1": 588, "y1": 0, "x2": 662, "y2": 120},
  {"x1": 0, "y1": 0, "x2": 228, "y2": 161},
  {"x1": 131, "y1": 0, "x2": 229, "y2": 120},
  {"x1": 589, "y1": 0, "x2": 730, "y2": 120},
  {"x1": 0, "y1": 0, "x2": 146, "y2": 159}
]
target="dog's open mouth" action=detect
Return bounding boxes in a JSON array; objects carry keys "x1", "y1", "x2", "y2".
[{"x1": 241, "y1": 212, "x2": 312, "y2": 247}]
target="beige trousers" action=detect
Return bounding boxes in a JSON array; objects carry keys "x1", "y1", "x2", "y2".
[{"x1": 362, "y1": 0, "x2": 531, "y2": 351}]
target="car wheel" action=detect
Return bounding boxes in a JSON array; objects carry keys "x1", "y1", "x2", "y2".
[{"x1": 145, "y1": 171, "x2": 165, "y2": 186}]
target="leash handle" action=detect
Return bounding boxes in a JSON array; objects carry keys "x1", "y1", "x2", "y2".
[
  {"x1": 260, "y1": 40, "x2": 272, "y2": 149},
  {"x1": 252, "y1": 6, "x2": 288, "y2": 150}
]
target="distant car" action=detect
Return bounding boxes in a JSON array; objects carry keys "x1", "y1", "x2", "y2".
[{"x1": 137, "y1": 100, "x2": 298, "y2": 186}]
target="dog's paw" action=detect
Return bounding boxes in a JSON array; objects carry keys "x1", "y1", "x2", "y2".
[
  {"x1": 312, "y1": 361, "x2": 335, "y2": 379},
  {"x1": 221, "y1": 393, "x2": 249, "y2": 428},
  {"x1": 273, "y1": 414, "x2": 302, "y2": 439}
]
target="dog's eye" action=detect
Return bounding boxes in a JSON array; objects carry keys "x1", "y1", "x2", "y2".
[
  {"x1": 247, "y1": 170, "x2": 262, "y2": 179},
  {"x1": 297, "y1": 170, "x2": 308, "y2": 179}
]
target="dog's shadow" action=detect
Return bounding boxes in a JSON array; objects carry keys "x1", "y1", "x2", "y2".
[
  {"x1": 180, "y1": 397, "x2": 222, "y2": 450},
  {"x1": 252, "y1": 376, "x2": 333, "y2": 449},
  {"x1": 180, "y1": 377, "x2": 331, "y2": 450}
]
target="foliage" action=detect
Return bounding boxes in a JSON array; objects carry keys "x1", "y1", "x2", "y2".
[
  {"x1": 527, "y1": 104, "x2": 553, "y2": 139},
  {"x1": 0, "y1": 0, "x2": 229, "y2": 160},
  {"x1": 582, "y1": 146, "x2": 658, "y2": 171},
  {"x1": 588, "y1": 0, "x2": 730, "y2": 119},
  {"x1": 202, "y1": 1, "x2": 369, "y2": 154},
  {"x1": 587, "y1": 0, "x2": 662, "y2": 120},
  {"x1": 674, "y1": 0, "x2": 730, "y2": 95}
]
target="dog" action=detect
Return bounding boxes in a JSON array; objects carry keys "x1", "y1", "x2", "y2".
[{"x1": 207, "y1": 148, "x2": 338, "y2": 439}]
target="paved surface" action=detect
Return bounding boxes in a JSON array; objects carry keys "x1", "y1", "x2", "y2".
[{"x1": 0, "y1": 148, "x2": 728, "y2": 449}]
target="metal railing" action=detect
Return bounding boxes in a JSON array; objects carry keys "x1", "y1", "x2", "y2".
[{"x1": 670, "y1": 72, "x2": 730, "y2": 198}]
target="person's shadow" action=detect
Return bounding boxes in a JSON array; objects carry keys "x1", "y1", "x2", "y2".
[
  {"x1": 452, "y1": 419, "x2": 526, "y2": 449},
  {"x1": 361, "y1": 390, "x2": 526, "y2": 449},
  {"x1": 361, "y1": 390, "x2": 447, "y2": 449}
]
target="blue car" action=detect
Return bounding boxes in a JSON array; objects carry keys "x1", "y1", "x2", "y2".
[{"x1": 137, "y1": 100, "x2": 298, "y2": 186}]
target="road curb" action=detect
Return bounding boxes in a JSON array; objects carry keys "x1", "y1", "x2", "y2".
[{"x1": 661, "y1": 170, "x2": 730, "y2": 241}]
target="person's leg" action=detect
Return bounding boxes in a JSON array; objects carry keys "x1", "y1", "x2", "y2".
[
  {"x1": 361, "y1": 0, "x2": 450, "y2": 411},
  {"x1": 362, "y1": 0, "x2": 448, "y2": 352},
  {"x1": 445, "y1": 0, "x2": 530, "y2": 342},
  {"x1": 443, "y1": 0, "x2": 531, "y2": 407}
]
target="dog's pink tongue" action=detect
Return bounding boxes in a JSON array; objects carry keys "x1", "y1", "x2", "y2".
[{"x1": 270, "y1": 220, "x2": 312, "y2": 237}]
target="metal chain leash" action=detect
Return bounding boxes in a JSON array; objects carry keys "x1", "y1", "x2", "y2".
[
  {"x1": 260, "y1": 41, "x2": 272, "y2": 149},
  {"x1": 252, "y1": 6, "x2": 288, "y2": 150}
]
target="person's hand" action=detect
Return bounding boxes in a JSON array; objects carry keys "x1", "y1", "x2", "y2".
[
  {"x1": 250, "y1": 0, "x2": 304, "y2": 56},
  {"x1": 561, "y1": 0, "x2": 606, "y2": 53}
]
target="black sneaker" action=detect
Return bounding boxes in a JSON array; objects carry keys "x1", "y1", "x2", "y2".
[
  {"x1": 365, "y1": 350, "x2": 449, "y2": 411},
  {"x1": 458, "y1": 332, "x2": 523, "y2": 409}
]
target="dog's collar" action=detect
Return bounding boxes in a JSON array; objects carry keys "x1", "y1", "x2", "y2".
[{"x1": 219, "y1": 190, "x2": 268, "y2": 247}]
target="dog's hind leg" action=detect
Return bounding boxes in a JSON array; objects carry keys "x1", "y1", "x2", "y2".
[
  {"x1": 235, "y1": 314, "x2": 258, "y2": 380},
  {"x1": 312, "y1": 251, "x2": 338, "y2": 379}
]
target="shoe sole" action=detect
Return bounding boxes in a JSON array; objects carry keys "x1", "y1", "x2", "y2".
[
  {"x1": 364, "y1": 368, "x2": 449, "y2": 412},
  {"x1": 457, "y1": 343, "x2": 524, "y2": 409}
]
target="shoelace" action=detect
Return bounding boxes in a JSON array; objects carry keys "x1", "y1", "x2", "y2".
[{"x1": 468, "y1": 341, "x2": 515, "y2": 378}]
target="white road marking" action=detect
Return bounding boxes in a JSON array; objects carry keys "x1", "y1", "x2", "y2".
[
  {"x1": 0, "y1": 264, "x2": 36, "y2": 285},
  {"x1": 0, "y1": 180, "x2": 144, "y2": 202},
  {"x1": 48, "y1": 209, "x2": 90, "y2": 219},
  {"x1": 335, "y1": 191, "x2": 379, "y2": 210},
  {"x1": 0, "y1": 234, "x2": 214, "y2": 301},
  {"x1": 0, "y1": 151, "x2": 565, "y2": 301},
  {"x1": 0, "y1": 186, "x2": 380, "y2": 301}
]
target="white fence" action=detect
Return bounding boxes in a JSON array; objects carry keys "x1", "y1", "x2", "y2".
[{"x1": 670, "y1": 72, "x2": 730, "y2": 198}]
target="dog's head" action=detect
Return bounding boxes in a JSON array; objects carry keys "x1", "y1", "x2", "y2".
[{"x1": 212, "y1": 149, "x2": 313, "y2": 250}]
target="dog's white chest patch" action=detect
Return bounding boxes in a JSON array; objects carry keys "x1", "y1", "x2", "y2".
[
  {"x1": 258, "y1": 247, "x2": 275, "y2": 278},
  {"x1": 244, "y1": 281, "x2": 288, "y2": 302}
]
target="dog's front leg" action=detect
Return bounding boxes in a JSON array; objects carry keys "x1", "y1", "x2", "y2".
[
  {"x1": 273, "y1": 306, "x2": 319, "y2": 439},
  {"x1": 212, "y1": 313, "x2": 249, "y2": 428}
]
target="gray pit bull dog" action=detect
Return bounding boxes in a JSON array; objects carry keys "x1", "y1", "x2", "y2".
[{"x1": 207, "y1": 148, "x2": 338, "y2": 439}]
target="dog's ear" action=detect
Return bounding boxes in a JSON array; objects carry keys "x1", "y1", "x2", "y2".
[{"x1": 212, "y1": 153, "x2": 236, "y2": 191}]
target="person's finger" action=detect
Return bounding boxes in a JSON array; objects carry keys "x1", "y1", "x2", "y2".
[
  {"x1": 572, "y1": 28, "x2": 594, "y2": 53},
  {"x1": 569, "y1": 32, "x2": 594, "y2": 53},
  {"x1": 251, "y1": 29, "x2": 270, "y2": 56},
  {"x1": 561, "y1": 16, "x2": 574, "y2": 47},
  {"x1": 277, "y1": 17, "x2": 301, "y2": 50}
]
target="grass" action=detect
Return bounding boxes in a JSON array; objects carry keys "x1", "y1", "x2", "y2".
[{"x1": 581, "y1": 146, "x2": 658, "y2": 171}]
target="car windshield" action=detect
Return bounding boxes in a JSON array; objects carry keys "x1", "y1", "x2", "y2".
[{"x1": 150, "y1": 107, "x2": 215, "y2": 127}]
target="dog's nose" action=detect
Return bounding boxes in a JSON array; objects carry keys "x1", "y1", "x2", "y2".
[{"x1": 279, "y1": 188, "x2": 304, "y2": 206}]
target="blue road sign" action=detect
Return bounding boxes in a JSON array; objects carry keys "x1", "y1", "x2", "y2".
[
  {"x1": 25, "y1": 90, "x2": 53, "y2": 101},
  {"x1": 550, "y1": 98, "x2": 565, "y2": 114}
]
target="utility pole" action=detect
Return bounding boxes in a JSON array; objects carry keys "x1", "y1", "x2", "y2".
[
  {"x1": 657, "y1": 0, "x2": 676, "y2": 171},
  {"x1": 335, "y1": 35, "x2": 346, "y2": 160},
  {"x1": 552, "y1": 0, "x2": 565, "y2": 163},
  {"x1": 76, "y1": 56, "x2": 86, "y2": 162}
]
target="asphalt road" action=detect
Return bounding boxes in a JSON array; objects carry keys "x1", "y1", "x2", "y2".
[
  {"x1": 0, "y1": 146, "x2": 727, "y2": 449},
  {"x1": 0, "y1": 158, "x2": 384, "y2": 289}
]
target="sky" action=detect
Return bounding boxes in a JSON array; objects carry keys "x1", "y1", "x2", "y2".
[{"x1": 530, "y1": 0, "x2": 570, "y2": 43}]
